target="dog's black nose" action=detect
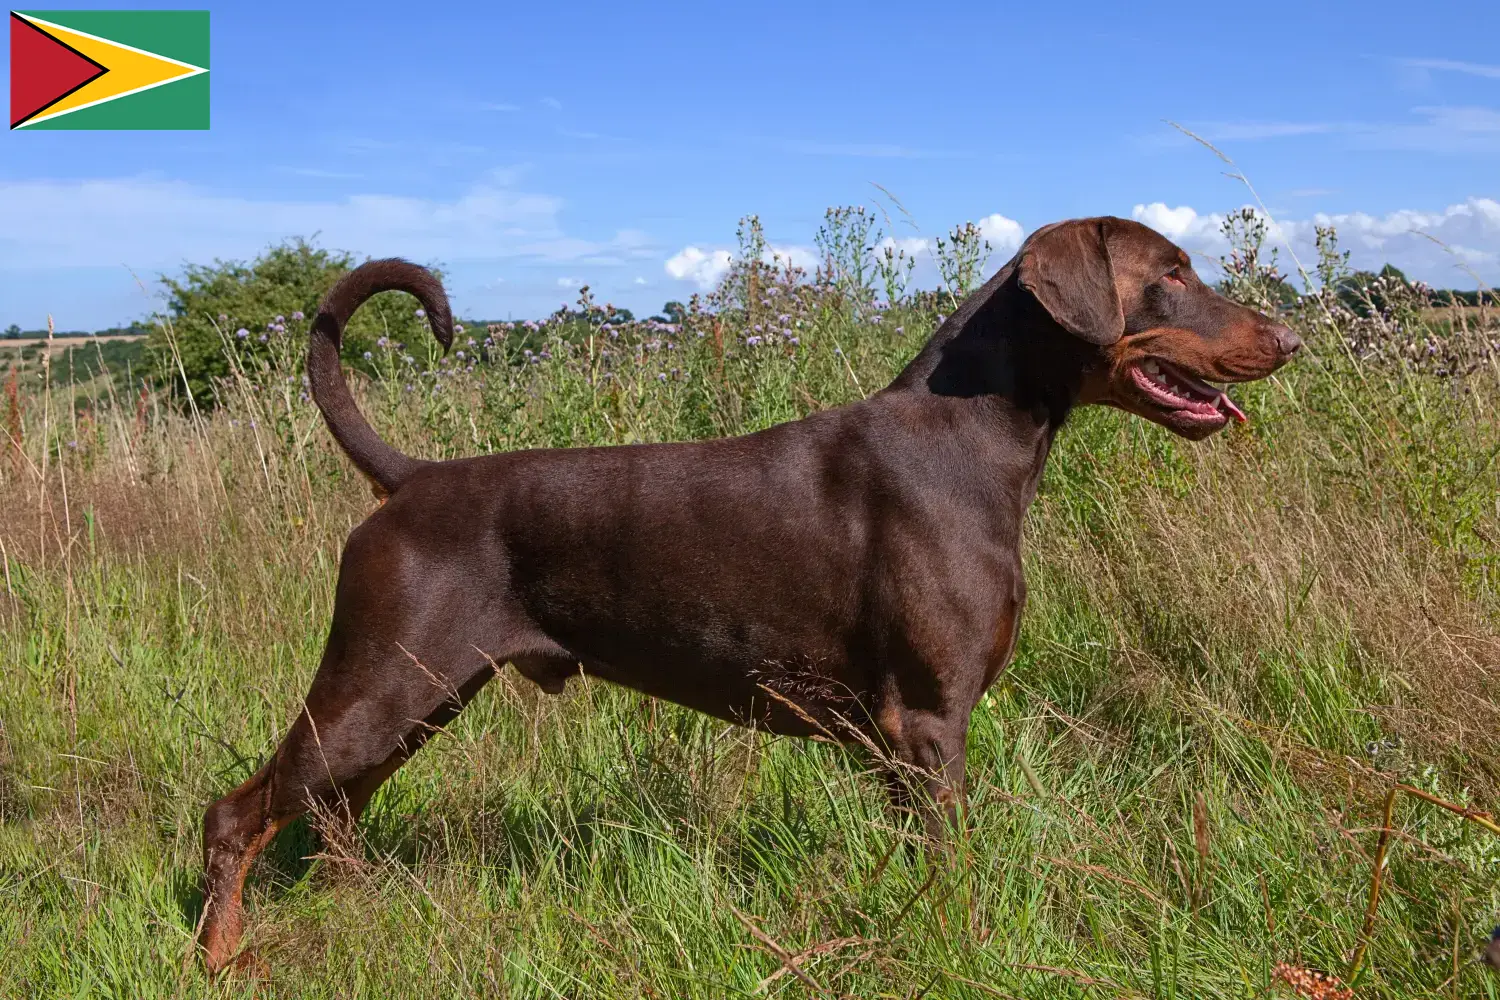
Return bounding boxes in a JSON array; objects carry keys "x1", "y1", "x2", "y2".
[{"x1": 1270, "y1": 324, "x2": 1301, "y2": 358}]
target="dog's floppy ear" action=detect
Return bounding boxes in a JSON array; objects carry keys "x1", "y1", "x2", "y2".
[{"x1": 1016, "y1": 219, "x2": 1124, "y2": 345}]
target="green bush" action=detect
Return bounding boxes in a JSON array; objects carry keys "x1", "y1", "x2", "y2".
[{"x1": 150, "y1": 239, "x2": 442, "y2": 408}]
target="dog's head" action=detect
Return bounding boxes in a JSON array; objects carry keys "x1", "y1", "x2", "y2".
[{"x1": 1016, "y1": 216, "x2": 1300, "y2": 439}]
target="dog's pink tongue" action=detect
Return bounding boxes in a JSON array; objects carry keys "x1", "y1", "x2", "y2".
[{"x1": 1217, "y1": 392, "x2": 1247, "y2": 423}]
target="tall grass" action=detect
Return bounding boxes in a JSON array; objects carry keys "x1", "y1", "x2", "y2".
[{"x1": 1, "y1": 212, "x2": 1498, "y2": 998}]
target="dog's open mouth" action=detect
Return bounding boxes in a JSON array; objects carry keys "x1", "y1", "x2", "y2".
[{"x1": 1127, "y1": 358, "x2": 1246, "y2": 427}]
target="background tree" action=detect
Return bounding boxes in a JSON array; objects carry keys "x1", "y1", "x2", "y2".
[{"x1": 151, "y1": 239, "x2": 441, "y2": 408}]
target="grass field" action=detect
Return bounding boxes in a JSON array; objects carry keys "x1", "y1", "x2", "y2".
[{"x1": 2, "y1": 216, "x2": 1499, "y2": 998}]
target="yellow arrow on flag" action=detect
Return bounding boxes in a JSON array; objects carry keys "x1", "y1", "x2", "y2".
[{"x1": 17, "y1": 14, "x2": 207, "y2": 126}]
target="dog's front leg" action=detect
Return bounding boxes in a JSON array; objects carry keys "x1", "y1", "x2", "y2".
[{"x1": 875, "y1": 704, "x2": 970, "y2": 839}]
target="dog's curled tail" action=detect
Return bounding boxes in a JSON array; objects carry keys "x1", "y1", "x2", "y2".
[{"x1": 307, "y1": 259, "x2": 454, "y2": 495}]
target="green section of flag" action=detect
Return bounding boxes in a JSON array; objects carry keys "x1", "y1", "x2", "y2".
[
  {"x1": 21, "y1": 72, "x2": 209, "y2": 130},
  {"x1": 13, "y1": 10, "x2": 210, "y2": 130},
  {"x1": 16, "y1": 10, "x2": 209, "y2": 67}
]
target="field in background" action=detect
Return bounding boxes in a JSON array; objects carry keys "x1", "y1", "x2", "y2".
[{"x1": 1, "y1": 211, "x2": 1499, "y2": 998}]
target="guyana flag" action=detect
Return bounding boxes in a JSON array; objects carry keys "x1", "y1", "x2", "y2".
[{"x1": 9, "y1": 10, "x2": 209, "y2": 129}]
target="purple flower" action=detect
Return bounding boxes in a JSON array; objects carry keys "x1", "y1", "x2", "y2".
[
  {"x1": 404, "y1": 383, "x2": 414, "y2": 392},
  {"x1": 466, "y1": 337, "x2": 476, "y2": 347},
  {"x1": 895, "y1": 326, "x2": 904, "y2": 335},
  {"x1": 454, "y1": 324, "x2": 465, "y2": 334},
  {"x1": 402, "y1": 355, "x2": 415, "y2": 364},
  {"x1": 274, "y1": 315, "x2": 285, "y2": 324},
  {"x1": 67, "y1": 440, "x2": 77, "y2": 449},
  {"x1": 291, "y1": 311, "x2": 305, "y2": 321},
  {"x1": 218, "y1": 313, "x2": 228, "y2": 323},
  {"x1": 455, "y1": 350, "x2": 465, "y2": 360},
  {"x1": 657, "y1": 372, "x2": 667, "y2": 382},
  {"x1": 539, "y1": 350, "x2": 552, "y2": 360},
  {"x1": 415, "y1": 308, "x2": 427, "y2": 319},
  {"x1": 377, "y1": 336, "x2": 390, "y2": 348},
  {"x1": 236, "y1": 328, "x2": 249, "y2": 339},
  {"x1": 363, "y1": 351, "x2": 373, "y2": 360},
  {"x1": 788, "y1": 336, "x2": 800, "y2": 345},
  {"x1": 745, "y1": 335, "x2": 763, "y2": 347},
  {"x1": 833, "y1": 346, "x2": 843, "y2": 356},
  {"x1": 258, "y1": 334, "x2": 268, "y2": 343}
]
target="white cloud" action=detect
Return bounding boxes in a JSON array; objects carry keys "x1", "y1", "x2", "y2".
[
  {"x1": 1131, "y1": 203, "x2": 1219, "y2": 244},
  {"x1": 868, "y1": 214, "x2": 1020, "y2": 265},
  {"x1": 976, "y1": 213, "x2": 1024, "y2": 254},
  {"x1": 1131, "y1": 198, "x2": 1500, "y2": 286},
  {"x1": 633, "y1": 276, "x2": 647, "y2": 285},
  {"x1": 556, "y1": 276, "x2": 580, "y2": 288},
  {"x1": 0, "y1": 174, "x2": 664, "y2": 273},
  {"x1": 1400, "y1": 57, "x2": 1500, "y2": 80},
  {"x1": 1196, "y1": 121, "x2": 1339, "y2": 141},
  {"x1": 876, "y1": 236, "x2": 930, "y2": 259},
  {"x1": 663, "y1": 241, "x2": 820, "y2": 290},
  {"x1": 664, "y1": 246, "x2": 733, "y2": 288},
  {"x1": 763, "y1": 243, "x2": 819, "y2": 272}
]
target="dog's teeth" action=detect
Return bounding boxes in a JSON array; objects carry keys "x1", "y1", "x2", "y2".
[
  {"x1": 1143, "y1": 360, "x2": 1160, "y2": 375},
  {"x1": 1153, "y1": 372, "x2": 1168, "y2": 384}
]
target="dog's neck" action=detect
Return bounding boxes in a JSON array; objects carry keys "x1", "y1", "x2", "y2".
[{"x1": 884, "y1": 262, "x2": 1094, "y2": 435}]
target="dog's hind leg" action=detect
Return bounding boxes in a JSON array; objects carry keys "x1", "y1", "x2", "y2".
[{"x1": 197, "y1": 640, "x2": 496, "y2": 973}]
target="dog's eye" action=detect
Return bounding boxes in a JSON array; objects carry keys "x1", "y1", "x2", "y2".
[{"x1": 1162, "y1": 267, "x2": 1187, "y2": 288}]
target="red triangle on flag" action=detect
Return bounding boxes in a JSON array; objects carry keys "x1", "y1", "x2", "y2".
[{"x1": 10, "y1": 12, "x2": 109, "y2": 128}]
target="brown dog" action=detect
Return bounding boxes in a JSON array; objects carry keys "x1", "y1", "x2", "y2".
[{"x1": 197, "y1": 216, "x2": 1299, "y2": 971}]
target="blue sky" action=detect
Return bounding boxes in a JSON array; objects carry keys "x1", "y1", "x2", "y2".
[{"x1": 3, "y1": 0, "x2": 1498, "y2": 330}]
